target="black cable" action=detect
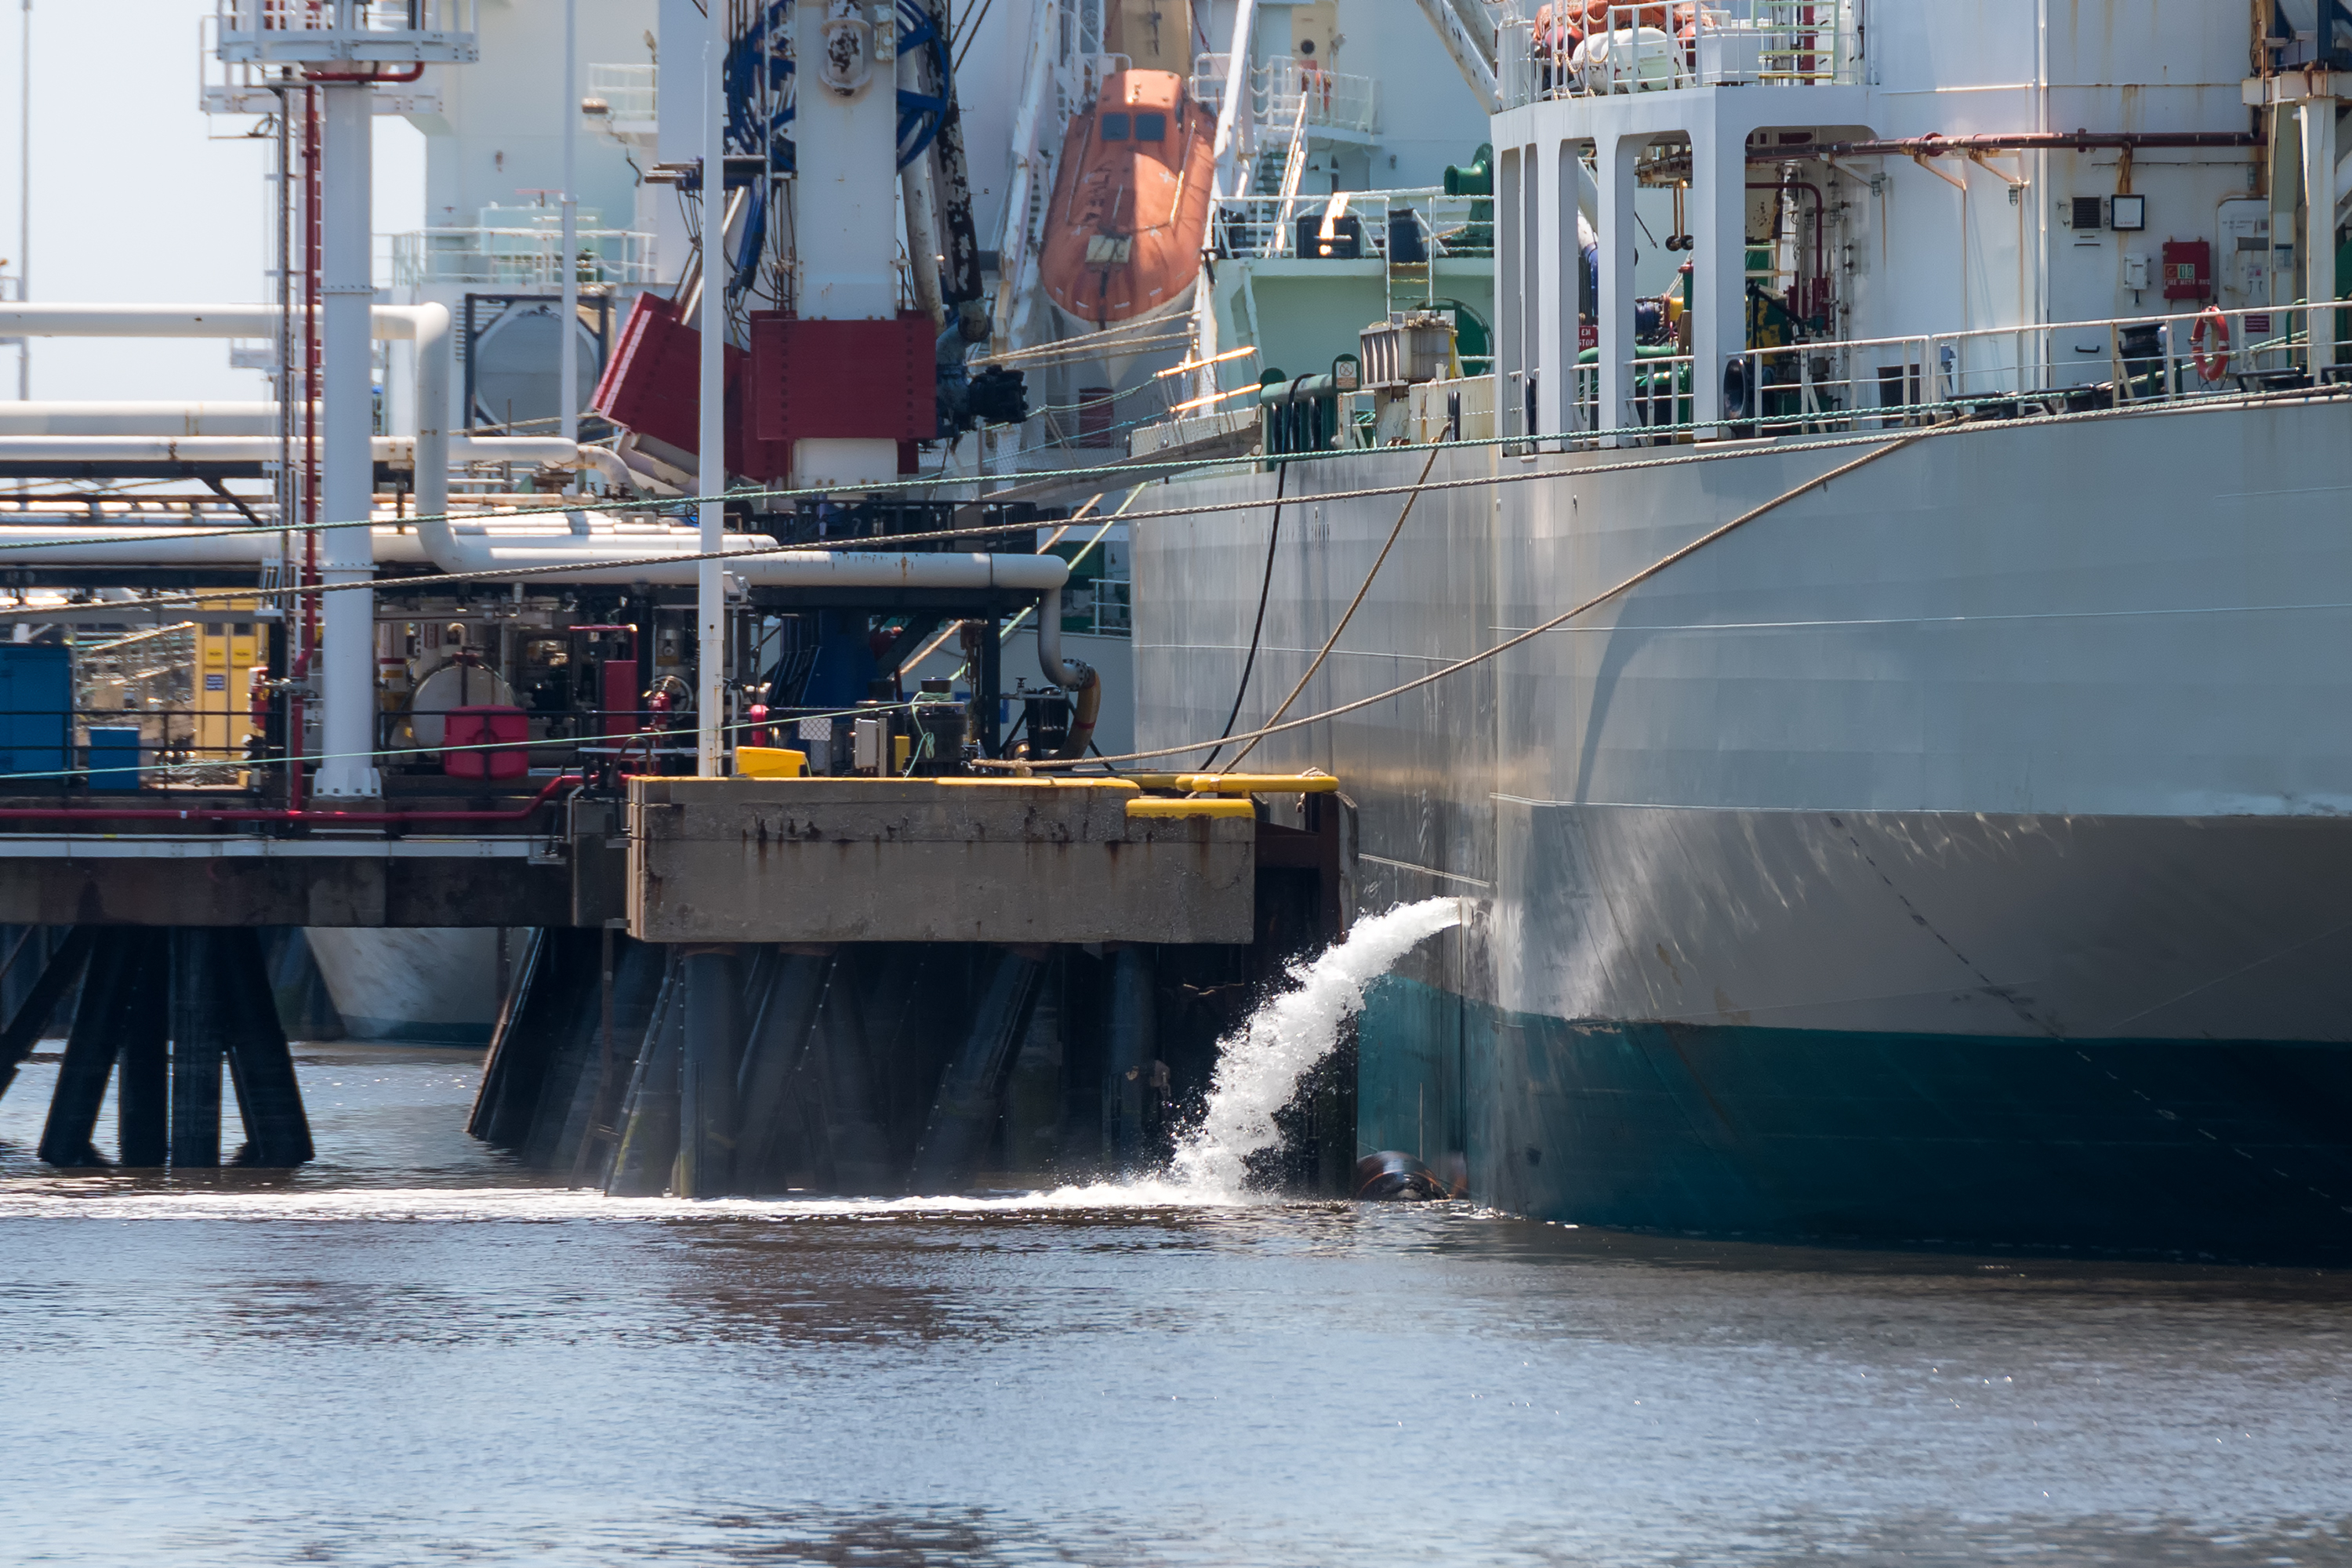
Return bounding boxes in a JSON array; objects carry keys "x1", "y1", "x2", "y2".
[
  {"x1": 952, "y1": 0, "x2": 996, "y2": 74},
  {"x1": 1200, "y1": 459, "x2": 1287, "y2": 770}
]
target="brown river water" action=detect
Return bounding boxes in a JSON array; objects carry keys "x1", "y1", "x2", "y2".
[{"x1": 2, "y1": 1043, "x2": 2350, "y2": 1566}]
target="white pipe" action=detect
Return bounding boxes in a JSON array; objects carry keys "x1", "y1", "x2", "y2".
[
  {"x1": 0, "y1": 402, "x2": 289, "y2": 435},
  {"x1": 0, "y1": 300, "x2": 456, "y2": 515},
  {"x1": 1210, "y1": 0, "x2": 1259, "y2": 197},
  {"x1": 410, "y1": 507, "x2": 1073, "y2": 590},
  {"x1": 0, "y1": 434, "x2": 575, "y2": 466},
  {"x1": 561, "y1": 0, "x2": 580, "y2": 467},
  {"x1": 900, "y1": 28, "x2": 946, "y2": 327},
  {"x1": 992, "y1": 0, "x2": 1060, "y2": 344},
  {"x1": 320, "y1": 83, "x2": 378, "y2": 800},
  {"x1": 0, "y1": 524, "x2": 433, "y2": 567},
  {"x1": 1034, "y1": 583, "x2": 1093, "y2": 691},
  {"x1": 575, "y1": 446, "x2": 637, "y2": 491},
  {"x1": 699, "y1": 11, "x2": 726, "y2": 775}
]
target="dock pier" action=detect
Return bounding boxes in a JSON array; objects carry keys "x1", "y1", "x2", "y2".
[{"x1": 0, "y1": 775, "x2": 1356, "y2": 1192}]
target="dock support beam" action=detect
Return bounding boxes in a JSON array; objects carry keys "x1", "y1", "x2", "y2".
[
  {"x1": 222, "y1": 927, "x2": 314, "y2": 1167},
  {"x1": 114, "y1": 935, "x2": 169, "y2": 1168},
  {"x1": 606, "y1": 954, "x2": 684, "y2": 1196},
  {"x1": 1105, "y1": 945, "x2": 1157, "y2": 1172},
  {"x1": 908, "y1": 946, "x2": 1047, "y2": 1191},
  {"x1": 733, "y1": 947, "x2": 835, "y2": 1193},
  {"x1": 39, "y1": 930, "x2": 157, "y2": 1167},
  {"x1": 677, "y1": 946, "x2": 742, "y2": 1196},
  {"x1": 0, "y1": 925, "x2": 92, "y2": 1105},
  {"x1": 169, "y1": 928, "x2": 229, "y2": 1167}
]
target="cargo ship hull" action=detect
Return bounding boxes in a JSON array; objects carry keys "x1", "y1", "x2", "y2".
[{"x1": 1134, "y1": 397, "x2": 2352, "y2": 1259}]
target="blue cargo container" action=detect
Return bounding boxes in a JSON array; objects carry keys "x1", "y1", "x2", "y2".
[
  {"x1": 0, "y1": 643, "x2": 71, "y2": 785},
  {"x1": 86, "y1": 726, "x2": 142, "y2": 789}
]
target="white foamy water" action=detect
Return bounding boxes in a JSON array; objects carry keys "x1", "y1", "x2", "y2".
[
  {"x1": 0, "y1": 1180, "x2": 1229, "y2": 1223},
  {"x1": 1173, "y1": 896, "x2": 1465, "y2": 1194}
]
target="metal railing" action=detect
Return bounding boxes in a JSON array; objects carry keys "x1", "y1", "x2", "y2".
[
  {"x1": 390, "y1": 227, "x2": 660, "y2": 289},
  {"x1": 214, "y1": 0, "x2": 479, "y2": 63},
  {"x1": 1190, "y1": 54, "x2": 1381, "y2": 144},
  {"x1": 1540, "y1": 301, "x2": 2348, "y2": 449},
  {"x1": 1500, "y1": 0, "x2": 1859, "y2": 107},
  {"x1": 1217, "y1": 187, "x2": 1494, "y2": 262},
  {"x1": 585, "y1": 63, "x2": 656, "y2": 130}
]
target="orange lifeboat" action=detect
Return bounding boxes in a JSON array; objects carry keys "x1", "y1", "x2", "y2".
[{"x1": 1038, "y1": 70, "x2": 1217, "y2": 330}]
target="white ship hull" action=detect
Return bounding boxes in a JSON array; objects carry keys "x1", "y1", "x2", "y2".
[
  {"x1": 1134, "y1": 396, "x2": 2352, "y2": 1255},
  {"x1": 304, "y1": 927, "x2": 508, "y2": 1049}
]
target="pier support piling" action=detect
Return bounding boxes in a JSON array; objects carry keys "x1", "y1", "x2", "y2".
[
  {"x1": 909, "y1": 946, "x2": 1047, "y2": 1191},
  {"x1": 605, "y1": 953, "x2": 684, "y2": 1196},
  {"x1": 676, "y1": 946, "x2": 742, "y2": 1197},
  {"x1": 810, "y1": 957, "x2": 896, "y2": 1196},
  {"x1": 168, "y1": 929, "x2": 229, "y2": 1167},
  {"x1": 732, "y1": 947, "x2": 835, "y2": 1194},
  {"x1": 222, "y1": 928, "x2": 313, "y2": 1167},
  {"x1": 39, "y1": 929, "x2": 162, "y2": 1167},
  {"x1": 0, "y1": 924, "x2": 92, "y2": 1105},
  {"x1": 1105, "y1": 946, "x2": 1158, "y2": 1173},
  {"x1": 114, "y1": 934, "x2": 170, "y2": 1168}
]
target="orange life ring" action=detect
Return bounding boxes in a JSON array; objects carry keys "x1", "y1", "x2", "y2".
[{"x1": 2189, "y1": 305, "x2": 2231, "y2": 383}]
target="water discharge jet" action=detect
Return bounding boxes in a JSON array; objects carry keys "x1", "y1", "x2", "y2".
[{"x1": 1172, "y1": 898, "x2": 1466, "y2": 1196}]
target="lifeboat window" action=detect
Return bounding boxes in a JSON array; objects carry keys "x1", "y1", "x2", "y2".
[
  {"x1": 1134, "y1": 111, "x2": 1167, "y2": 142},
  {"x1": 1102, "y1": 112, "x2": 1131, "y2": 140}
]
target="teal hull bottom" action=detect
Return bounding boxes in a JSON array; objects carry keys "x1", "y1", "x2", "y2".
[{"x1": 1358, "y1": 976, "x2": 2352, "y2": 1264}]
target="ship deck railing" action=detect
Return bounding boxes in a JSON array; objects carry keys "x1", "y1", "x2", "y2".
[
  {"x1": 1190, "y1": 54, "x2": 1381, "y2": 147},
  {"x1": 584, "y1": 62, "x2": 657, "y2": 135},
  {"x1": 1494, "y1": 0, "x2": 1861, "y2": 109},
  {"x1": 1517, "y1": 299, "x2": 2350, "y2": 450},
  {"x1": 390, "y1": 227, "x2": 662, "y2": 291},
  {"x1": 1213, "y1": 188, "x2": 1494, "y2": 264},
  {"x1": 212, "y1": 0, "x2": 478, "y2": 64}
]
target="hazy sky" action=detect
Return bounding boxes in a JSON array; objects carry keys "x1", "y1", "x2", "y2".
[{"x1": 0, "y1": 1, "x2": 426, "y2": 403}]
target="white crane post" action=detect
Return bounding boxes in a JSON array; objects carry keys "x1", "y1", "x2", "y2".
[
  {"x1": 699, "y1": 16, "x2": 728, "y2": 777},
  {"x1": 1210, "y1": 0, "x2": 1258, "y2": 198},
  {"x1": 317, "y1": 81, "x2": 381, "y2": 799},
  {"x1": 792, "y1": 0, "x2": 904, "y2": 488},
  {"x1": 561, "y1": 0, "x2": 580, "y2": 470}
]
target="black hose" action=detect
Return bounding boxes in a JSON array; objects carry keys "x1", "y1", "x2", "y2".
[{"x1": 1200, "y1": 459, "x2": 1287, "y2": 769}]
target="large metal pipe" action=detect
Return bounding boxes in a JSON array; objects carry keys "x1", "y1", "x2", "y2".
[
  {"x1": 699, "y1": 11, "x2": 726, "y2": 778},
  {"x1": 0, "y1": 524, "x2": 432, "y2": 566},
  {"x1": 0, "y1": 434, "x2": 575, "y2": 466},
  {"x1": 0, "y1": 402, "x2": 290, "y2": 435},
  {"x1": 0, "y1": 301, "x2": 466, "y2": 519},
  {"x1": 408, "y1": 506, "x2": 1072, "y2": 589},
  {"x1": 319, "y1": 83, "x2": 378, "y2": 798}
]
